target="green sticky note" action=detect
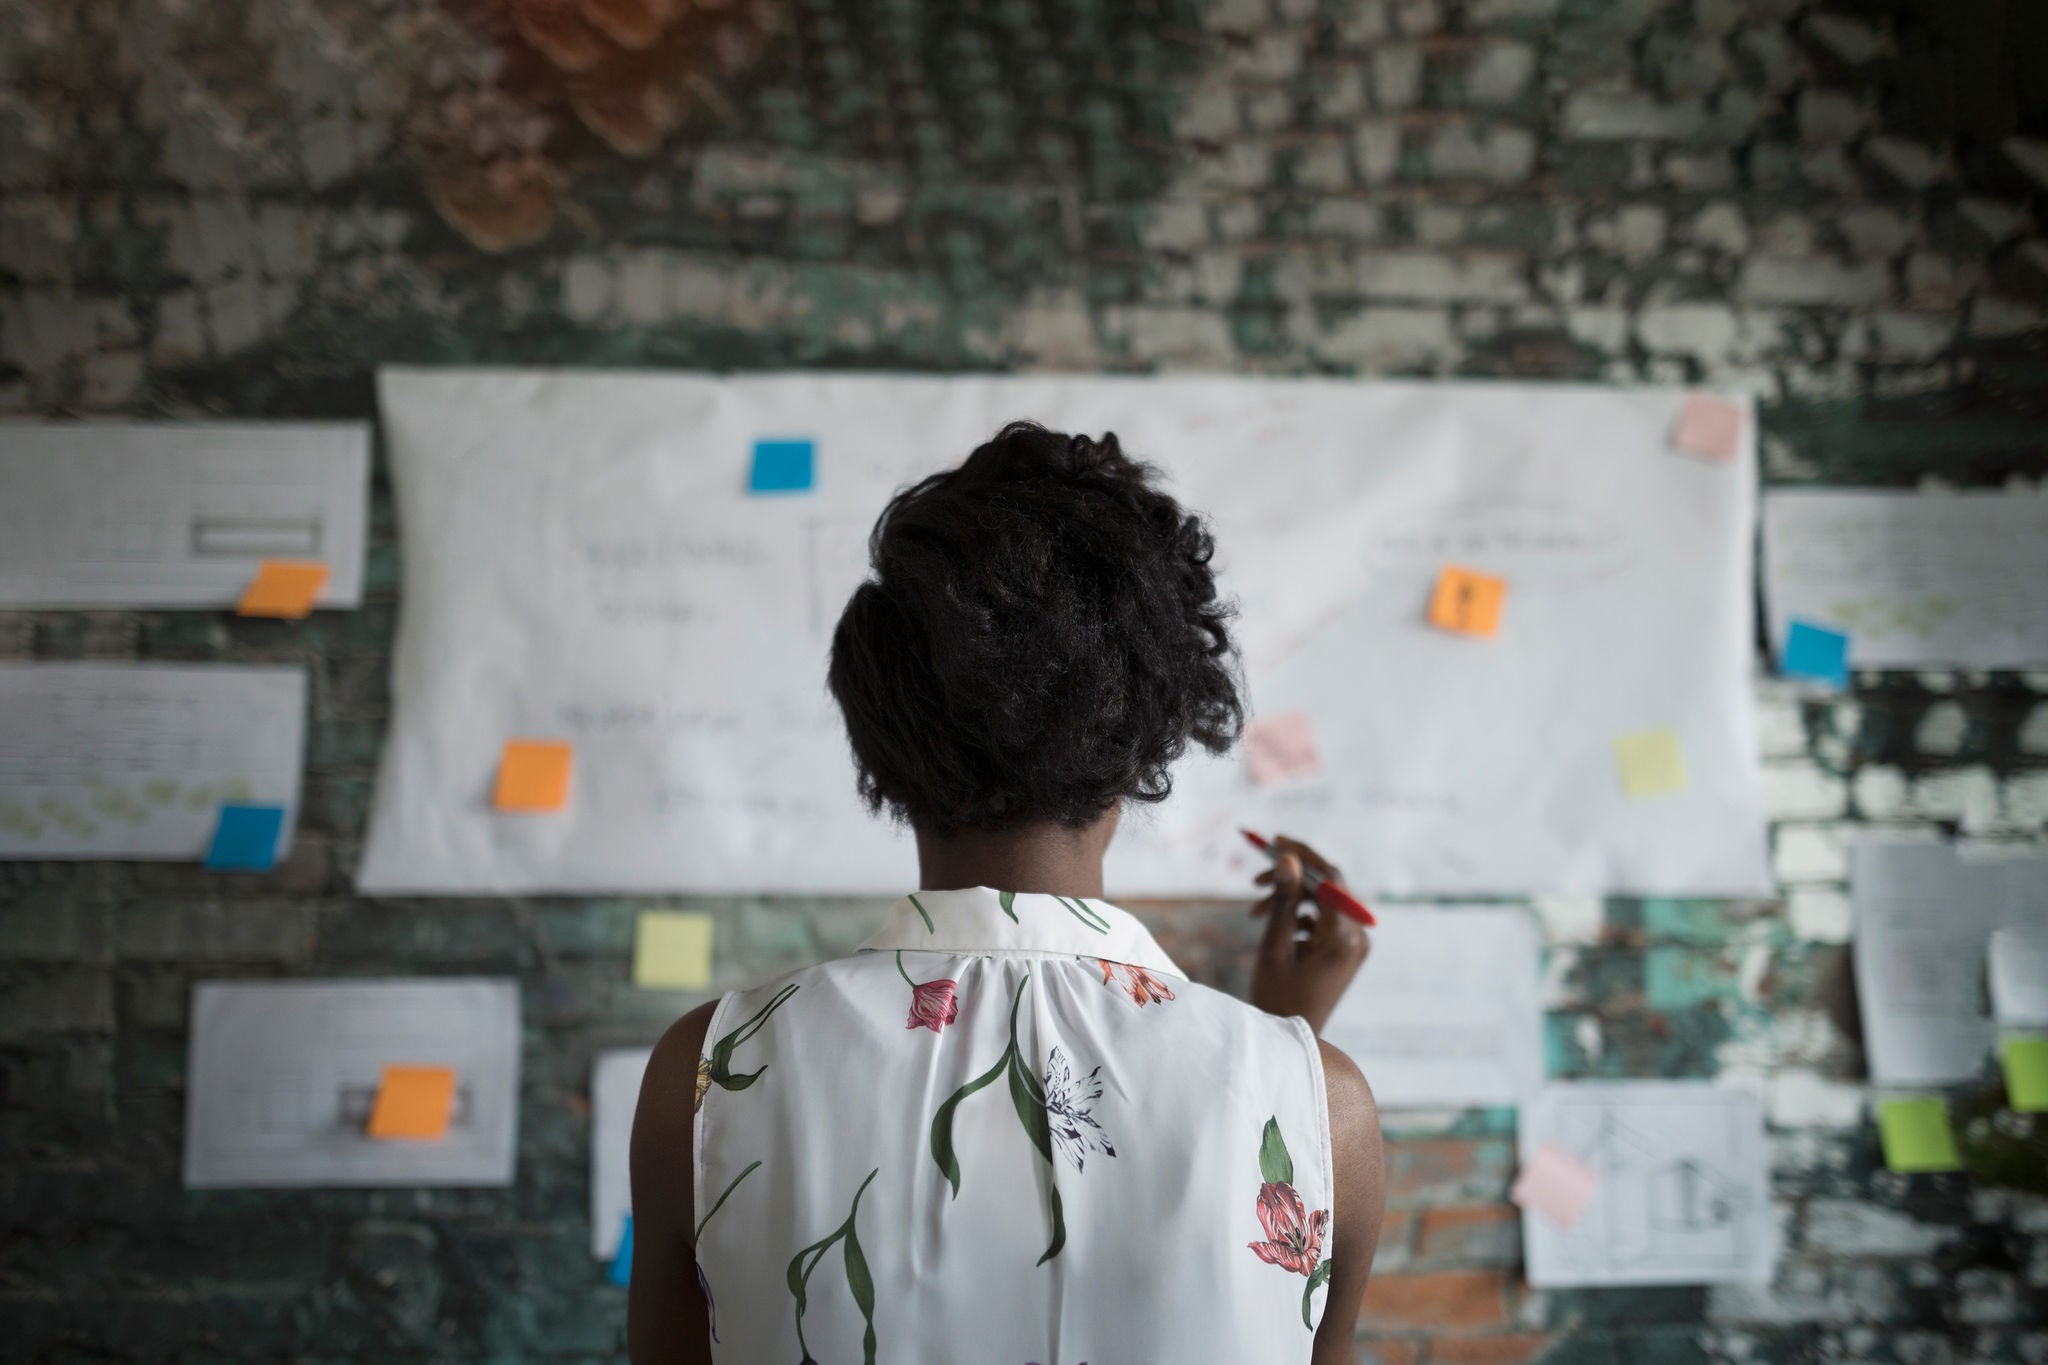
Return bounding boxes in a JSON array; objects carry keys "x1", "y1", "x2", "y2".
[
  {"x1": 634, "y1": 911, "x2": 714, "y2": 990},
  {"x1": 1878, "y1": 1097, "x2": 1960, "y2": 1173},
  {"x1": 2002, "y1": 1037, "x2": 2048, "y2": 1113}
]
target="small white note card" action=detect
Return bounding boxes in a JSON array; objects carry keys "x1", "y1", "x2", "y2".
[
  {"x1": 1990, "y1": 927, "x2": 2048, "y2": 1029},
  {"x1": 591, "y1": 1048, "x2": 653, "y2": 1258},
  {"x1": 183, "y1": 979, "x2": 521, "y2": 1188},
  {"x1": 1317, "y1": 905, "x2": 1543, "y2": 1108},
  {"x1": 1520, "y1": 1081, "x2": 1771, "y2": 1288},
  {"x1": 1762, "y1": 487, "x2": 2048, "y2": 667},
  {"x1": 0, "y1": 421, "x2": 370, "y2": 609},
  {"x1": 0, "y1": 663, "x2": 306, "y2": 861}
]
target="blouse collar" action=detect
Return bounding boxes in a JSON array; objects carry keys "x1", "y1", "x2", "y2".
[{"x1": 858, "y1": 886, "x2": 1186, "y2": 980}]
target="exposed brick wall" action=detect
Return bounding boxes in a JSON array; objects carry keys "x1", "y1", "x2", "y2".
[{"x1": 4, "y1": 0, "x2": 2048, "y2": 1360}]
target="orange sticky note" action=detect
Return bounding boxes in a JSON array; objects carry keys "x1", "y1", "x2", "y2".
[
  {"x1": 1245, "y1": 711, "x2": 1322, "y2": 786},
  {"x1": 1671, "y1": 393, "x2": 1743, "y2": 461},
  {"x1": 367, "y1": 1064, "x2": 456, "y2": 1140},
  {"x1": 236, "y1": 560, "x2": 330, "y2": 618},
  {"x1": 1428, "y1": 565, "x2": 1506, "y2": 638},
  {"x1": 493, "y1": 739, "x2": 573, "y2": 812}
]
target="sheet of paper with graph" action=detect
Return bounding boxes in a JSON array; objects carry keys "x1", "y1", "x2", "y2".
[
  {"x1": 1316, "y1": 906, "x2": 1543, "y2": 1108},
  {"x1": 0, "y1": 421, "x2": 371, "y2": 609},
  {"x1": 183, "y1": 979, "x2": 521, "y2": 1188},
  {"x1": 0, "y1": 663, "x2": 306, "y2": 860},
  {"x1": 1519, "y1": 1081, "x2": 1771, "y2": 1288},
  {"x1": 1762, "y1": 488, "x2": 2048, "y2": 667},
  {"x1": 360, "y1": 369, "x2": 1768, "y2": 898}
]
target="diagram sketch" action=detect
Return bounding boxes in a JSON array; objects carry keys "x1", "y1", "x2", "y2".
[
  {"x1": 0, "y1": 421, "x2": 371, "y2": 609},
  {"x1": 1317, "y1": 905, "x2": 1543, "y2": 1108},
  {"x1": 0, "y1": 663, "x2": 306, "y2": 860},
  {"x1": 361, "y1": 369, "x2": 1767, "y2": 898},
  {"x1": 1520, "y1": 1081, "x2": 1770, "y2": 1288},
  {"x1": 1762, "y1": 488, "x2": 2048, "y2": 667},
  {"x1": 590, "y1": 1048, "x2": 652, "y2": 1258},
  {"x1": 183, "y1": 979, "x2": 521, "y2": 1188}
]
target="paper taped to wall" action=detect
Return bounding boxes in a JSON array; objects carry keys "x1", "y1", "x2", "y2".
[
  {"x1": 0, "y1": 421, "x2": 371, "y2": 609},
  {"x1": 183, "y1": 978, "x2": 521, "y2": 1187},
  {"x1": 360, "y1": 369, "x2": 1768, "y2": 897},
  {"x1": 0, "y1": 663, "x2": 305, "y2": 861},
  {"x1": 591, "y1": 1047, "x2": 652, "y2": 1259},
  {"x1": 1317, "y1": 905, "x2": 1543, "y2": 1108},
  {"x1": 1520, "y1": 1081, "x2": 1771, "y2": 1288},
  {"x1": 1852, "y1": 841, "x2": 2048, "y2": 1086},
  {"x1": 1762, "y1": 488, "x2": 2048, "y2": 667}
]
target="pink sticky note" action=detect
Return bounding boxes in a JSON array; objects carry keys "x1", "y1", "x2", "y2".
[
  {"x1": 1244, "y1": 711, "x2": 1322, "y2": 786},
  {"x1": 1670, "y1": 393, "x2": 1743, "y2": 461},
  {"x1": 1511, "y1": 1142, "x2": 1599, "y2": 1230}
]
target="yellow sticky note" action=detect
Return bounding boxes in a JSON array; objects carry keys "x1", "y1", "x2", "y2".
[
  {"x1": 1877, "y1": 1097, "x2": 1960, "y2": 1173},
  {"x1": 236, "y1": 560, "x2": 330, "y2": 618},
  {"x1": 493, "y1": 739, "x2": 573, "y2": 812},
  {"x1": 2002, "y1": 1037, "x2": 2048, "y2": 1113},
  {"x1": 1614, "y1": 729, "x2": 1688, "y2": 798},
  {"x1": 1427, "y1": 564, "x2": 1507, "y2": 638},
  {"x1": 367, "y1": 1064, "x2": 456, "y2": 1140},
  {"x1": 636, "y1": 911, "x2": 715, "y2": 990}
]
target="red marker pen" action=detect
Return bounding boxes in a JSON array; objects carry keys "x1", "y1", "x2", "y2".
[{"x1": 1241, "y1": 829, "x2": 1377, "y2": 926}]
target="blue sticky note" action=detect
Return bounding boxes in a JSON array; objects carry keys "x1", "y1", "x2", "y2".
[
  {"x1": 749, "y1": 439, "x2": 815, "y2": 494},
  {"x1": 608, "y1": 1214, "x2": 633, "y2": 1286},
  {"x1": 203, "y1": 804, "x2": 285, "y2": 871},
  {"x1": 1782, "y1": 618, "x2": 1851, "y2": 688}
]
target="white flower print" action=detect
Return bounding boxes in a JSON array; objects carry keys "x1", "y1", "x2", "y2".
[{"x1": 1042, "y1": 1045, "x2": 1116, "y2": 1172}]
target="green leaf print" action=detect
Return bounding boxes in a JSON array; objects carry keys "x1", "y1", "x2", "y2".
[
  {"x1": 707, "y1": 983, "x2": 798, "y2": 1091},
  {"x1": 1259, "y1": 1116, "x2": 1294, "y2": 1187},
  {"x1": 998, "y1": 890, "x2": 1018, "y2": 922},
  {"x1": 929, "y1": 1045, "x2": 1012, "y2": 1197},
  {"x1": 787, "y1": 1168, "x2": 880, "y2": 1365},
  {"x1": 1302, "y1": 1258, "x2": 1333, "y2": 1329},
  {"x1": 908, "y1": 893, "x2": 935, "y2": 933},
  {"x1": 694, "y1": 1160, "x2": 761, "y2": 1243},
  {"x1": 1054, "y1": 895, "x2": 1111, "y2": 934}
]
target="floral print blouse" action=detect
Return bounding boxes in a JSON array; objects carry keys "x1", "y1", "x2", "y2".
[{"x1": 687, "y1": 887, "x2": 1335, "y2": 1363}]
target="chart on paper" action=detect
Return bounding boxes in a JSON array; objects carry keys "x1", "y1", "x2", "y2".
[
  {"x1": 1520, "y1": 1081, "x2": 1770, "y2": 1288},
  {"x1": 361, "y1": 369, "x2": 1768, "y2": 898},
  {"x1": 0, "y1": 421, "x2": 371, "y2": 609},
  {"x1": 1762, "y1": 488, "x2": 2048, "y2": 667},
  {"x1": 0, "y1": 663, "x2": 306, "y2": 860},
  {"x1": 183, "y1": 979, "x2": 521, "y2": 1188}
]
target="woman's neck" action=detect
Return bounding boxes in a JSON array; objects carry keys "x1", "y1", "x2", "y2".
[{"x1": 914, "y1": 814, "x2": 1118, "y2": 900}]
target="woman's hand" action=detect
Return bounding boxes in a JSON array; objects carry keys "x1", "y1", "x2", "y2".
[{"x1": 1248, "y1": 835, "x2": 1370, "y2": 1036}]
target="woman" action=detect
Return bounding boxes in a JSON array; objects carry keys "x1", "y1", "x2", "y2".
[{"x1": 630, "y1": 422, "x2": 1384, "y2": 1363}]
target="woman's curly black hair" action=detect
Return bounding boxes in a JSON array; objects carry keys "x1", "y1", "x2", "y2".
[{"x1": 827, "y1": 420, "x2": 1243, "y2": 835}]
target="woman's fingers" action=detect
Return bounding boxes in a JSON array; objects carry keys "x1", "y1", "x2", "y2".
[{"x1": 1271, "y1": 833, "x2": 1343, "y2": 885}]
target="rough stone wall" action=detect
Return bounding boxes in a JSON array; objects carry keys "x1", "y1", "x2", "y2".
[{"x1": 3, "y1": 0, "x2": 2047, "y2": 1361}]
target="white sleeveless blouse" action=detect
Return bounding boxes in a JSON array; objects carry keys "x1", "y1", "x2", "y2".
[{"x1": 689, "y1": 887, "x2": 1335, "y2": 1363}]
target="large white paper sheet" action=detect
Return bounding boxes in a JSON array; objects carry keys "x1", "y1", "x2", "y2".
[
  {"x1": 1520, "y1": 1081, "x2": 1771, "y2": 1288},
  {"x1": 183, "y1": 978, "x2": 521, "y2": 1188},
  {"x1": 360, "y1": 369, "x2": 1767, "y2": 898},
  {"x1": 1852, "y1": 841, "x2": 2048, "y2": 1085},
  {"x1": 591, "y1": 1047, "x2": 652, "y2": 1258},
  {"x1": 0, "y1": 420, "x2": 370, "y2": 609},
  {"x1": 1317, "y1": 905, "x2": 1543, "y2": 1108},
  {"x1": 0, "y1": 663, "x2": 305, "y2": 860},
  {"x1": 1762, "y1": 488, "x2": 2048, "y2": 667}
]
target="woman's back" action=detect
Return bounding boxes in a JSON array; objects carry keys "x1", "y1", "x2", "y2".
[{"x1": 685, "y1": 888, "x2": 1336, "y2": 1363}]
